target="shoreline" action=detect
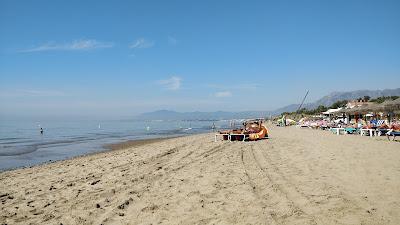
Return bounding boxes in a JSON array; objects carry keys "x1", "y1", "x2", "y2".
[
  {"x1": 0, "y1": 135, "x2": 182, "y2": 173},
  {"x1": 105, "y1": 136, "x2": 178, "y2": 151}
]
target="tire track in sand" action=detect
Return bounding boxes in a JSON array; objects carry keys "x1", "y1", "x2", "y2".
[
  {"x1": 257, "y1": 138, "x2": 374, "y2": 225},
  {"x1": 240, "y1": 146, "x2": 278, "y2": 225},
  {"x1": 97, "y1": 136, "x2": 228, "y2": 224},
  {"x1": 241, "y1": 142, "x2": 320, "y2": 225},
  {"x1": 251, "y1": 143, "x2": 322, "y2": 224}
]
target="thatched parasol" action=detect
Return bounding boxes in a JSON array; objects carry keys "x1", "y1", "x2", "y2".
[
  {"x1": 338, "y1": 98, "x2": 400, "y2": 115},
  {"x1": 381, "y1": 98, "x2": 400, "y2": 112}
]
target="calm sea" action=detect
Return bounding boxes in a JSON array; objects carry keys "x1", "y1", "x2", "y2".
[{"x1": 0, "y1": 119, "x2": 228, "y2": 171}]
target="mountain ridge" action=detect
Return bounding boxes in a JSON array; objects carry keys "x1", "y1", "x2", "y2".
[{"x1": 135, "y1": 88, "x2": 400, "y2": 120}]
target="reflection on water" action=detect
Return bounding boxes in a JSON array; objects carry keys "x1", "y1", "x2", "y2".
[{"x1": 0, "y1": 119, "x2": 230, "y2": 171}]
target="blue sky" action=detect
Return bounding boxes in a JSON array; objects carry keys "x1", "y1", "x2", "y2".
[{"x1": 1, "y1": 0, "x2": 399, "y2": 118}]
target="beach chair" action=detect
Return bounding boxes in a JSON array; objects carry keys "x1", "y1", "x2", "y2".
[
  {"x1": 376, "y1": 120, "x2": 385, "y2": 127},
  {"x1": 229, "y1": 133, "x2": 247, "y2": 142},
  {"x1": 377, "y1": 128, "x2": 390, "y2": 136},
  {"x1": 215, "y1": 132, "x2": 230, "y2": 142},
  {"x1": 386, "y1": 129, "x2": 400, "y2": 141},
  {"x1": 344, "y1": 127, "x2": 357, "y2": 134},
  {"x1": 360, "y1": 128, "x2": 378, "y2": 137},
  {"x1": 330, "y1": 127, "x2": 345, "y2": 135}
]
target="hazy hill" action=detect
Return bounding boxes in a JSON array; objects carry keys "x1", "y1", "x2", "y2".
[
  {"x1": 273, "y1": 88, "x2": 400, "y2": 114},
  {"x1": 136, "y1": 88, "x2": 400, "y2": 120},
  {"x1": 135, "y1": 110, "x2": 273, "y2": 121},
  {"x1": 312, "y1": 88, "x2": 400, "y2": 107}
]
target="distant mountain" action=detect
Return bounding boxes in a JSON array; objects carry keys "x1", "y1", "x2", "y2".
[
  {"x1": 136, "y1": 88, "x2": 400, "y2": 120},
  {"x1": 135, "y1": 110, "x2": 273, "y2": 121},
  {"x1": 270, "y1": 104, "x2": 301, "y2": 115},
  {"x1": 312, "y1": 88, "x2": 400, "y2": 108},
  {"x1": 273, "y1": 88, "x2": 400, "y2": 114}
]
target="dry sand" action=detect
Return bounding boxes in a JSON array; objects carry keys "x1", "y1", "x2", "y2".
[{"x1": 1, "y1": 126, "x2": 400, "y2": 225}]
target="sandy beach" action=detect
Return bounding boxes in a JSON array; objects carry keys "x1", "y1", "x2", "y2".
[{"x1": 1, "y1": 126, "x2": 400, "y2": 225}]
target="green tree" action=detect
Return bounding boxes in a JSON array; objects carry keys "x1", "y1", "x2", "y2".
[
  {"x1": 331, "y1": 100, "x2": 348, "y2": 109},
  {"x1": 370, "y1": 96, "x2": 399, "y2": 103},
  {"x1": 315, "y1": 105, "x2": 328, "y2": 113}
]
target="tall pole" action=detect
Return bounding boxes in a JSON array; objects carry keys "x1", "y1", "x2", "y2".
[{"x1": 295, "y1": 90, "x2": 309, "y2": 119}]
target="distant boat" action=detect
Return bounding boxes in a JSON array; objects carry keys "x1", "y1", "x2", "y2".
[{"x1": 146, "y1": 126, "x2": 150, "y2": 131}]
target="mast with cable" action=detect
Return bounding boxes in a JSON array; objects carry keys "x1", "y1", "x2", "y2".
[{"x1": 295, "y1": 90, "x2": 309, "y2": 118}]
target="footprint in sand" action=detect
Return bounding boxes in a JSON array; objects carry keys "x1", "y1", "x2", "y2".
[
  {"x1": 90, "y1": 180, "x2": 101, "y2": 185},
  {"x1": 117, "y1": 197, "x2": 133, "y2": 210},
  {"x1": 141, "y1": 204, "x2": 159, "y2": 212}
]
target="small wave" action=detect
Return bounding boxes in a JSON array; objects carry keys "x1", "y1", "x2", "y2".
[
  {"x1": 0, "y1": 137, "x2": 27, "y2": 141},
  {"x1": 0, "y1": 145, "x2": 38, "y2": 156}
]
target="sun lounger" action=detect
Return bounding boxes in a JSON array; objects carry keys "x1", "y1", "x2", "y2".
[
  {"x1": 377, "y1": 129, "x2": 390, "y2": 136},
  {"x1": 320, "y1": 125, "x2": 329, "y2": 130},
  {"x1": 229, "y1": 133, "x2": 247, "y2": 142},
  {"x1": 360, "y1": 128, "x2": 378, "y2": 137},
  {"x1": 386, "y1": 130, "x2": 400, "y2": 141},
  {"x1": 330, "y1": 128, "x2": 345, "y2": 135},
  {"x1": 215, "y1": 133, "x2": 229, "y2": 142},
  {"x1": 215, "y1": 133, "x2": 247, "y2": 142},
  {"x1": 344, "y1": 127, "x2": 358, "y2": 134}
]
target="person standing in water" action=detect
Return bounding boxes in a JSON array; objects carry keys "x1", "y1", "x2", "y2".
[{"x1": 40, "y1": 127, "x2": 44, "y2": 135}]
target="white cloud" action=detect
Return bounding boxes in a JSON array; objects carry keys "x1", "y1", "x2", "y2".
[
  {"x1": 130, "y1": 38, "x2": 154, "y2": 49},
  {"x1": 214, "y1": 91, "x2": 232, "y2": 98},
  {"x1": 20, "y1": 39, "x2": 114, "y2": 52},
  {"x1": 157, "y1": 76, "x2": 182, "y2": 90},
  {"x1": 168, "y1": 36, "x2": 178, "y2": 45}
]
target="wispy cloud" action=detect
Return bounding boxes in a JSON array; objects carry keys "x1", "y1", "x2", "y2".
[
  {"x1": 168, "y1": 36, "x2": 178, "y2": 45},
  {"x1": 130, "y1": 38, "x2": 154, "y2": 49},
  {"x1": 214, "y1": 91, "x2": 232, "y2": 98},
  {"x1": 157, "y1": 76, "x2": 182, "y2": 90},
  {"x1": 0, "y1": 89, "x2": 67, "y2": 97},
  {"x1": 207, "y1": 83, "x2": 261, "y2": 91},
  {"x1": 20, "y1": 39, "x2": 114, "y2": 52}
]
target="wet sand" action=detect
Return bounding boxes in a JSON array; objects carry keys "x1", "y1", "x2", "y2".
[
  {"x1": 1, "y1": 126, "x2": 400, "y2": 224},
  {"x1": 106, "y1": 137, "x2": 174, "y2": 151}
]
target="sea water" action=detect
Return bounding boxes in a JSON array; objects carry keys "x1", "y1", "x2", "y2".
[{"x1": 0, "y1": 119, "x2": 230, "y2": 171}]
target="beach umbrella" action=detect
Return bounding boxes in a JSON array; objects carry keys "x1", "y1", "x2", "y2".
[{"x1": 381, "y1": 98, "x2": 400, "y2": 112}]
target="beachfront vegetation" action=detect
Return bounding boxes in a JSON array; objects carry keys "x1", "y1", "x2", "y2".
[
  {"x1": 330, "y1": 100, "x2": 349, "y2": 109},
  {"x1": 280, "y1": 100, "x2": 348, "y2": 117},
  {"x1": 280, "y1": 106, "x2": 326, "y2": 117},
  {"x1": 369, "y1": 96, "x2": 399, "y2": 103},
  {"x1": 280, "y1": 96, "x2": 400, "y2": 118}
]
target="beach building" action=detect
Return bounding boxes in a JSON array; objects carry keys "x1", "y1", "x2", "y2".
[
  {"x1": 336, "y1": 98, "x2": 400, "y2": 125},
  {"x1": 346, "y1": 99, "x2": 370, "y2": 109}
]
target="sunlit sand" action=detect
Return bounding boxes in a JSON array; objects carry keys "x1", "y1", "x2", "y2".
[{"x1": 1, "y1": 126, "x2": 399, "y2": 224}]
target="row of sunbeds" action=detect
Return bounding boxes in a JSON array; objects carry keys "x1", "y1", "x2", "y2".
[
  {"x1": 298, "y1": 120, "x2": 400, "y2": 141},
  {"x1": 329, "y1": 127, "x2": 399, "y2": 140}
]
